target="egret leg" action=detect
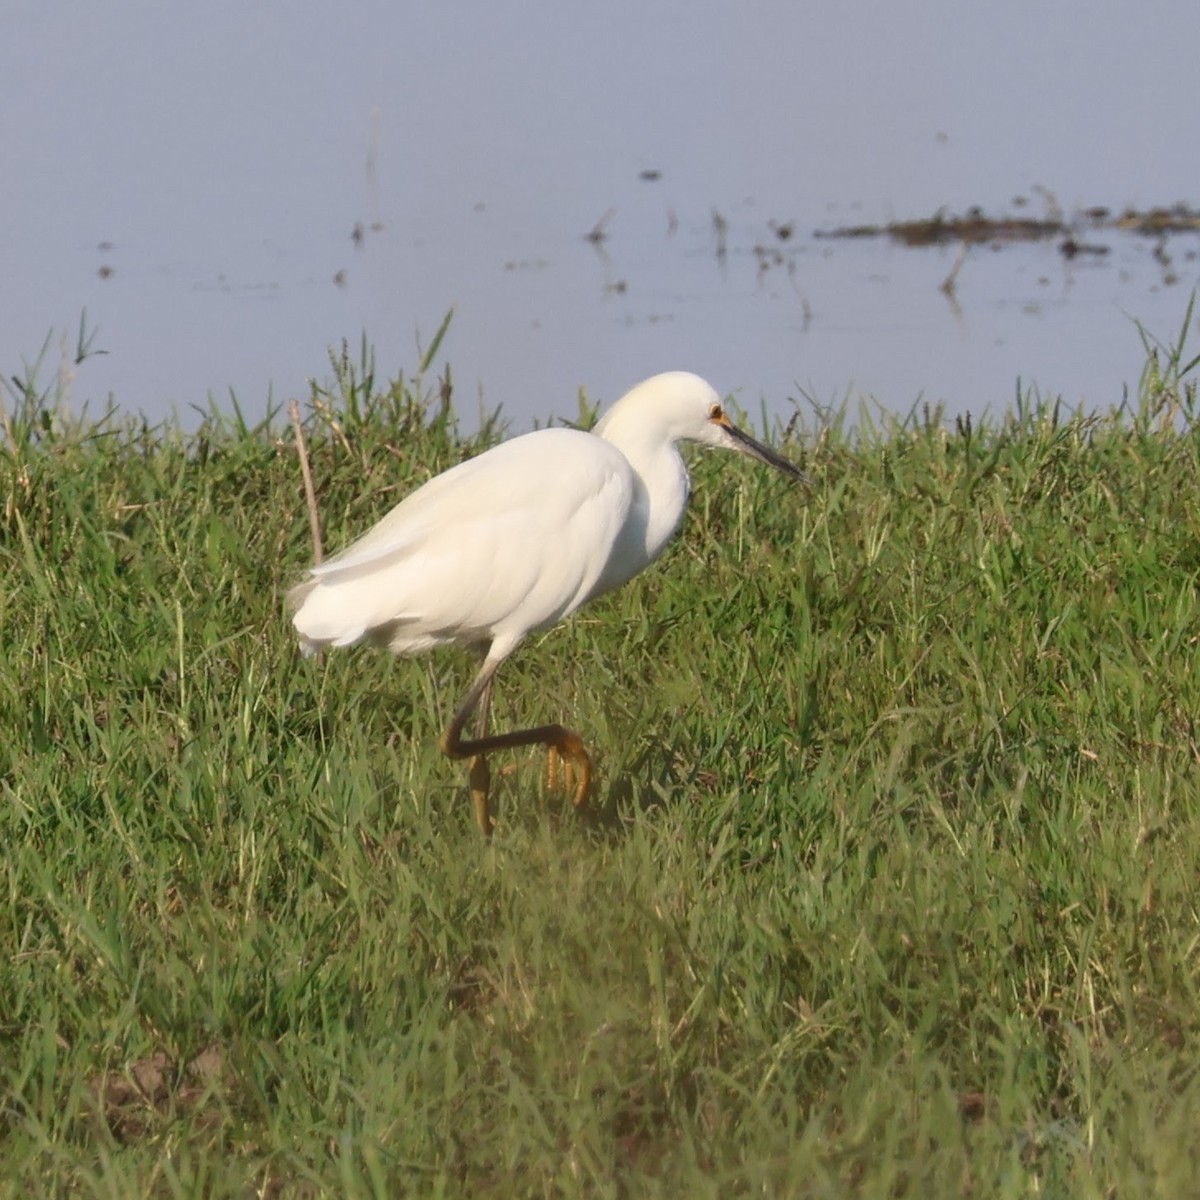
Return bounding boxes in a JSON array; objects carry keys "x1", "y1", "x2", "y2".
[
  {"x1": 438, "y1": 647, "x2": 592, "y2": 835},
  {"x1": 468, "y1": 675, "x2": 493, "y2": 835}
]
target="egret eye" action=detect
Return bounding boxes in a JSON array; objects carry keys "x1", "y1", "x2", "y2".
[{"x1": 709, "y1": 404, "x2": 724, "y2": 421}]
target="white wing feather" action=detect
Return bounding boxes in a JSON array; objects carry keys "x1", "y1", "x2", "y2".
[{"x1": 290, "y1": 427, "x2": 636, "y2": 655}]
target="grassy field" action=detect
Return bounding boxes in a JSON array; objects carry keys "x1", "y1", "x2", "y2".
[{"x1": 3, "y1": 318, "x2": 1200, "y2": 1197}]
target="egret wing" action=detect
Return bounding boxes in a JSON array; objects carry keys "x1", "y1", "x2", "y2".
[{"x1": 291, "y1": 428, "x2": 636, "y2": 653}]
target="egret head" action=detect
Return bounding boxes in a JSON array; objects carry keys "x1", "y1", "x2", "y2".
[{"x1": 595, "y1": 371, "x2": 807, "y2": 482}]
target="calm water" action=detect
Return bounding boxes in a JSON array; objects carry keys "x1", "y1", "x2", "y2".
[{"x1": 3, "y1": 0, "x2": 1199, "y2": 430}]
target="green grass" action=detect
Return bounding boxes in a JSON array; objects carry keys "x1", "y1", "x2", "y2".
[{"x1": 3, "y1": 318, "x2": 1200, "y2": 1197}]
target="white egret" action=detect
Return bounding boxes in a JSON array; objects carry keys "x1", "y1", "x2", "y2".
[{"x1": 289, "y1": 372, "x2": 804, "y2": 834}]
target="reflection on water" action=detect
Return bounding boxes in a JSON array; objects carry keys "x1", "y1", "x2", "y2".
[{"x1": 12, "y1": 181, "x2": 1200, "y2": 436}]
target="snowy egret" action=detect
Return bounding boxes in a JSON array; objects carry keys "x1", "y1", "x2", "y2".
[{"x1": 289, "y1": 371, "x2": 804, "y2": 834}]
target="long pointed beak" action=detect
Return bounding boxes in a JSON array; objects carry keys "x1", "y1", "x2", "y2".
[{"x1": 718, "y1": 418, "x2": 809, "y2": 483}]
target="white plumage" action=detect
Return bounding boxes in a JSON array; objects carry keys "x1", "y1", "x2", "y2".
[
  {"x1": 289, "y1": 427, "x2": 635, "y2": 656},
  {"x1": 290, "y1": 371, "x2": 803, "y2": 833}
]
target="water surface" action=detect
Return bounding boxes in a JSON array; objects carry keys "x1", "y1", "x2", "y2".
[{"x1": 3, "y1": 0, "x2": 1198, "y2": 428}]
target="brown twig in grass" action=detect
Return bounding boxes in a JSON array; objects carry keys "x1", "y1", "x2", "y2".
[
  {"x1": 0, "y1": 398, "x2": 15, "y2": 450},
  {"x1": 290, "y1": 398, "x2": 323, "y2": 564}
]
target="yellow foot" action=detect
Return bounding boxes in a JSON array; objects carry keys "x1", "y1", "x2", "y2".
[
  {"x1": 469, "y1": 755, "x2": 493, "y2": 836},
  {"x1": 546, "y1": 730, "x2": 592, "y2": 810}
]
